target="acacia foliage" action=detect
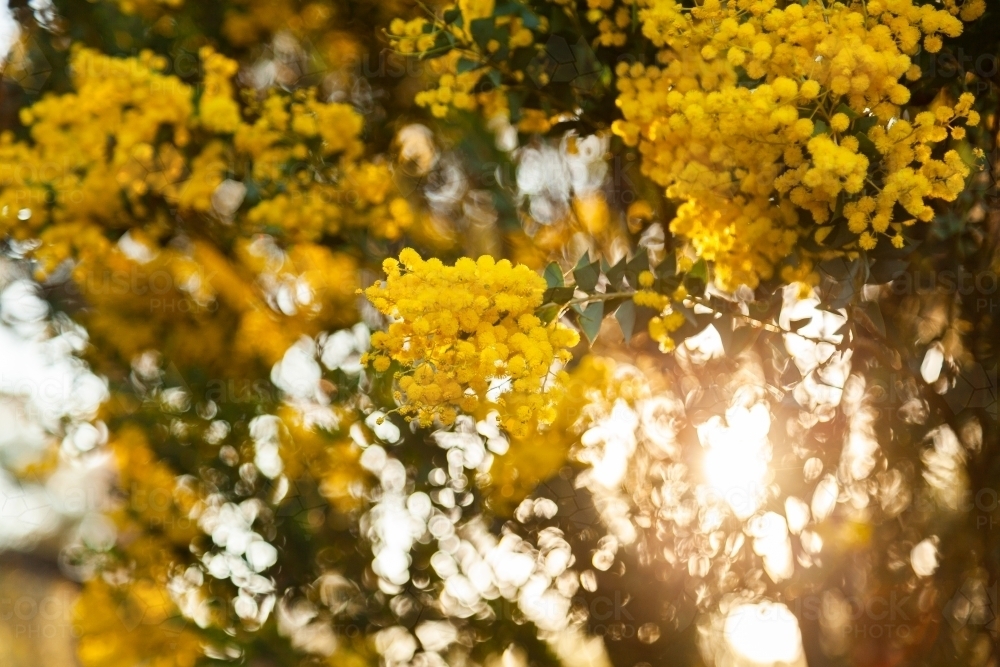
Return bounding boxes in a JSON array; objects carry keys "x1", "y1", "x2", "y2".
[{"x1": 0, "y1": 0, "x2": 998, "y2": 666}]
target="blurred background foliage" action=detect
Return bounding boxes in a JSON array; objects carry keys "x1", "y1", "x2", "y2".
[{"x1": 0, "y1": 0, "x2": 998, "y2": 666}]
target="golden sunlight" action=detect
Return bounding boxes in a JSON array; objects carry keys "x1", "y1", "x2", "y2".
[{"x1": 700, "y1": 401, "x2": 772, "y2": 520}]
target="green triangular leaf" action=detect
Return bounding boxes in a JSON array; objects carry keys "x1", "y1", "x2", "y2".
[
  {"x1": 615, "y1": 300, "x2": 636, "y2": 343},
  {"x1": 688, "y1": 258, "x2": 708, "y2": 283},
  {"x1": 543, "y1": 286, "x2": 575, "y2": 305},
  {"x1": 544, "y1": 262, "x2": 564, "y2": 288},
  {"x1": 728, "y1": 324, "x2": 760, "y2": 356},
  {"x1": 655, "y1": 254, "x2": 677, "y2": 279},
  {"x1": 456, "y1": 57, "x2": 484, "y2": 74},
  {"x1": 624, "y1": 251, "x2": 649, "y2": 287},
  {"x1": 579, "y1": 301, "x2": 604, "y2": 343},
  {"x1": 470, "y1": 17, "x2": 498, "y2": 48},
  {"x1": 573, "y1": 260, "x2": 601, "y2": 293},
  {"x1": 869, "y1": 258, "x2": 908, "y2": 284},
  {"x1": 537, "y1": 304, "x2": 561, "y2": 324},
  {"x1": 788, "y1": 317, "x2": 812, "y2": 332},
  {"x1": 835, "y1": 103, "x2": 860, "y2": 120},
  {"x1": 606, "y1": 257, "x2": 628, "y2": 290},
  {"x1": 859, "y1": 300, "x2": 886, "y2": 337}
]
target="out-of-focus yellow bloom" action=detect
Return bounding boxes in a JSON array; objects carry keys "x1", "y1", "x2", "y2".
[{"x1": 489, "y1": 355, "x2": 644, "y2": 509}]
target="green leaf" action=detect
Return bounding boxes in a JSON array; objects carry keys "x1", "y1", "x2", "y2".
[
  {"x1": 543, "y1": 286, "x2": 575, "y2": 304},
  {"x1": 728, "y1": 324, "x2": 761, "y2": 356},
  {"x1": 626, "y1": 250, "x2": 649, "y2": 277},
  {"x1": 615, "y1": 300, "x2": 636, "y2": 343},
  {"x1": 606, "y1": 257, "x2": 628, "y2": 290},
  {"x1": 689, "y1": 259, "x2": 708, "y2": 282},
  {"x1": 518, "y1": 7, "x2": 541, "y2": 29},
  {"x1": 677, "y1": 303, "x2": 700, "y2": 327},
  {"x1": 655, "y1": 254, "x2": 677, "y2": 279},
  {"x1": 788, "y1": 317, "x2": 812, "y2": 332},
  {"x1": 507, "y1": 90, "x2": 525, "y2": 124},
  {"x1": 544, "y1": 262, "x2": 564, "y2": 288},
  {"x1": 716, "y1": 313, "x2": 760, "y2": 356},
  {"x1": 869, "y1": 258, "x2": 908, "y2": 284},
  {"x1": 854, "y1": 115, "x2": 878, "y2": 134},
  {"x1": 579, "y1": 302, "x2": 604, "y2": 343},
  {"x1": 456, "y1": 57, "x2": 484, "y2": 74},
  {"x1": 812, "y1": 119, "x2": 829, "y2": 136},
  {"x1": 855, "y1": 131, "x2": 879, "y2": 160},
  {"x1": 835, "y1": 103, "x2": 860, "y2": 120},
  {"x1": 859, "y1": 301, "x2": 886, "y2": 337},
  {"x1": 573, "y1": 260, "x2": 601, "y2": 293},
  {"x1": 537, "y1": 304, "x2": 561, "y2": 324},
  {"x1": 493, "y1": 0, "x2": 519, "y2": 14},
  {"x1": 819, "y1": 257, "x2": 852, "y2": 281},
  {"x1": 470, "y1": 17, "x2": 497, "y2": 48},
  {"x1": 429, "y1": 31, "x2": 457, "y2": 54}
]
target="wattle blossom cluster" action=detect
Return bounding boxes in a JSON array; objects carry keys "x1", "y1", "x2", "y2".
[
  {"x1": 105, "y1": 0, "x2": 411, "y2": 77},
  {"x1": 612, "y1": 0, "x2": 983, "y2": 290},
  {"x1": 387, "y1": 0, "x2": 542, "y2": 124},
  {"x1": 633, "y1": 271, "x2": 687, "y2": 352},
  {"x1": 1, "y1": 48, "x2": 193, "y2": 273},
  {"x1": 363, "y1": 249, "x2": 580, "y2": 433},
  {"x1": 0, "y1": 47, "x2": 426, "y2": 374},
  {"x1": 0, "y1": 48, "x2": 412, "y2": 277}
]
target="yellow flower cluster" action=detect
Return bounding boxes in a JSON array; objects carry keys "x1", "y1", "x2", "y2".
[
  {"x1": 647, "y1": 309, "x2": 686, "y2": 352},
  {"x1": 0, "y1": 47, "x2": 414, "y2": 283},
  {"x1": 276, "y1": 404, "x2": 369, "y2": 513},
  {"x1": 413, "y1": 61, "x2": 485, "y2": 118},
  {"x1": 0, "y1": 48, "x2": 193, "y2": 274},
  {"x1": 198, "y1": 47, "x2": 242, "y2": 134},
  {"x1": 75, "y1": 426, "x2": 204, "y2": 667},
  {"x1": 387, "y1": 3, "x2": 541, "y2": 121},
  {"x1": 612, "y1": 0, "x2": 980, "y2": 290},
  {"x1": 231, "y1": 87, "x2": 417, "y2": 242},
  {"x1": 585, "y1": 0, "x2": 639, "y2": 47},
  {"x1": 363, "y1": 249, "x2": 580, "y2": 431},
  {"x1": 221, "y1": 0, "x2": 322, "y2": 46},
  {"x1": 633, "y1": 273, "x2": 687, "y2": 351},
  {"x1": 489, "y1": 355, "x2": 643, "y2": 509},
  {"x1": 942, "y1": 0, "x2": 987, "y2": 21},
  {"x1": 840, "y1": 96, "x2": 977, "y2": 248},
  {"x1": 108, "y1": 0, "x2": 181, "y2": 18},
  {"x1": 75, "y1": 579, "x2": 203, "y2": 667}
]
